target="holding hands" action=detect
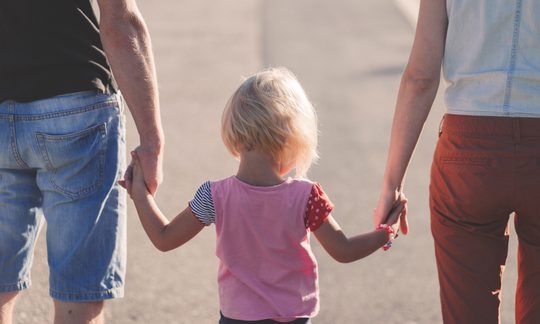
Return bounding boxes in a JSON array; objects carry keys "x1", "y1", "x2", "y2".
[
  {"x1": 132, "y1": 143, "x2": 163, "y2": 196},
  {"x1": 374, "y1": 188, "x2": 409, "y2": 236},
  {"x1": 376, "y1": 192, "x2": 407, "y2": 251},
  {"x1": 121, "y1": 150, "x2": 151, "y2": 199}
]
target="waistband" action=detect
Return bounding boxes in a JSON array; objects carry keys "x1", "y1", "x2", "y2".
[
  {"x1": 0, "y1": 91, "x2": 121, "y2": 120},
  {"x1": 442, "y1": 113, "x2": 540, "y2": 138}
]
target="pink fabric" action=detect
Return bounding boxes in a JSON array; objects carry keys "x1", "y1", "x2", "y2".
[{"x1": 212, "y1": 176, "x2": 320, "y2": 321}]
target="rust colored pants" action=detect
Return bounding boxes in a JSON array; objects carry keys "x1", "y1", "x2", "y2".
[{"x1": 430, "y1": 114, "x2": 540, "y2": 324}]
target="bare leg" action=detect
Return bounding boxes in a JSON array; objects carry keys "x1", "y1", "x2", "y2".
[
  {"x1": 0, "y1": 292, "x2": 19, "y2": 324},
  {"x1": 53, "y1": 300, "x2": 104, "y2": 324}
]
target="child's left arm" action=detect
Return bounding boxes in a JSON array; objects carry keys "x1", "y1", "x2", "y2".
[
  {"x1": 129, "y1": 152, "x2": 205, "y2": 252},
  {"x1": 313, "y1": 199, "x2": 405, "y2": 263}
]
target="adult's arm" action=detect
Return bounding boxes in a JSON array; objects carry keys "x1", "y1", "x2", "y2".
[
  {"x1": 373, "y1": 0, "x2": 448, "y2": 233},
  {"x1": 97, "y1": 0, "x2": 164, "y2": 195}
]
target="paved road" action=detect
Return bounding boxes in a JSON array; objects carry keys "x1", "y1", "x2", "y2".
[{"x1": 14, "y1": 0, "x2": 518, "y2": 323}]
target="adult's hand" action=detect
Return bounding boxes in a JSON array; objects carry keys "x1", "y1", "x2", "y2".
[
  {"x1": 133, "y1": 143, "x2": 163, "y2": 196},
  {"x1": 373, "y1": 189, "x2": 409, "y2": 235}
]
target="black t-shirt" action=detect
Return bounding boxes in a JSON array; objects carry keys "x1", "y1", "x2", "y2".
[{"x1": 0, "y1": 0, "x2": 116, "y2": 103}]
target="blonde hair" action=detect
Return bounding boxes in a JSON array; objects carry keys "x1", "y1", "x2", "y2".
[{"x1": 221, "y1": 67, "x2": 318, "y2": 177}]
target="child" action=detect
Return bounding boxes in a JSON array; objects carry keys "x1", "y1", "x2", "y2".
[{"x1": 123, "y1": 67, "x2": 406, "y2": 324}]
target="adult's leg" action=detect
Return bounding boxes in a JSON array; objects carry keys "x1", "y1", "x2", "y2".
[
  {"x1": 0, "y1": 102, "x2": 45, "y2": 324},
  {"x1": 431, "y1": 207, "x2": 509, "y2": 324},
  {"x1": 53, "y1": 300, "x2": 104, "y2": 324},
  {"x1": 0, "y1": 169, "x2": 43, "y2": 324},
  {"x1": 28, "y1": 92, "x2": 126, "y2": 321},
  {"x1": 0, "y1": 292, "x2": 19, "y2": 324},
  {"x1": 430, "y1": 115, "x2": 514, "y2": 324},
  {"x1": 514, "y1": 126, "x2": 540, "y2": 324},
  {"x1": 514, "y1": 213, "x2": 540, "y2": 324}
]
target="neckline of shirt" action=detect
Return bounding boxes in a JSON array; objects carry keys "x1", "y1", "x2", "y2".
[{"x1": 231, "y1": 176, "x2": 293, "y2": 191}]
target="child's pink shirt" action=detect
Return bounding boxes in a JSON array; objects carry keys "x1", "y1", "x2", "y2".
[{"x1": 211, "y1": 176, "x2": 320, "y2": 321}]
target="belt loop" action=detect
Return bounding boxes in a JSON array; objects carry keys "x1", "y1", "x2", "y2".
[
  {"x1": 438, "y1": 114, "x2": 446, "y2": 138},
  {"x1": 512, "y1": 118, "x2": 521, "y2": 142},
  {"x1": 8, "y1": 101, "x2": 14, "y2": 115}
]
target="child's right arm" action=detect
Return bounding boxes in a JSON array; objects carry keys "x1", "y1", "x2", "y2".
[
  {"x1": 129, "y1": 152, "x2": 205, "y2": 252},
  {"x1": 313, "y1": 200, "x2": 405, "y2": 263}
]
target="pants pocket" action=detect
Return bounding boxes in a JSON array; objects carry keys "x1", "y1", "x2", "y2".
[{"x1": 36, "y1": 123, "x2": 107, "y2": 199}]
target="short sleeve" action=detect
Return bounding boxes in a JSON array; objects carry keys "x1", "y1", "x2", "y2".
[
  {"x1": 305, "y1": 183, "x2": 334, "y2": 231},
  {"x1": 189, "y1": 181, "x2": 215, "y2": 226}
]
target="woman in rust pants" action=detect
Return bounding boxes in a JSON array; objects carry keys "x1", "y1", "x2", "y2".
[{"x1": 373, "y1": 0, "x2": 540, "y2": 323}]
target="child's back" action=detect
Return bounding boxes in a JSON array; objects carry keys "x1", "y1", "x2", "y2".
[{"x1": 207, "y1": 177, "x2": 320, "y2": 320}]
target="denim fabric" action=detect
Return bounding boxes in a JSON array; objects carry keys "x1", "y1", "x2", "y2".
[
  {"x1": 443, "y1": 0, "x2": 540, "y2": 117},
  {"x1": 0, "y1": 91, "x2": 127, "y2": 302}
]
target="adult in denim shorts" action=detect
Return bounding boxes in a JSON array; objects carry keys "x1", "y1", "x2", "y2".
[
  {"x1": 0, "y1": 1, "x2": 164, "y2": 323},
  {"x1": 374, "y1": 1, "x2": 540, "y2": 323}
]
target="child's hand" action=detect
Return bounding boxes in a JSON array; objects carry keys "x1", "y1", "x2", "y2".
[
  {"x1": 374, "y1": 189, "x2": 409, "y2": 235},
  {"x1": 129, "y1": 151, "x2": 151, "y2": 199},
  {"x1": 118, "y1": 162, "x2": 134, "y2": 194},
  {"x1": 384, "y1": 193, "x2": 408, "y2": 235}
]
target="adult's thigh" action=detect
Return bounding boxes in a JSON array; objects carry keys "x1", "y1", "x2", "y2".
[
  {"x1": 514, "y1": 135, "x2": 540, "y2": 324},
  {"x1": 0, "y1": 168, "x2": 43, "y2": 293},
  {"x1": 31, "y1": 92, "x2": 127, "y2": 302},
  {"x1": 430, "y1": 126, "x2": 513, "y2": 324}
]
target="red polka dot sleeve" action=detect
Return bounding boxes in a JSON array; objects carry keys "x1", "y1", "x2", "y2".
[{"x1": 305, "y1": 183, "x2": 334, "y2": 231}]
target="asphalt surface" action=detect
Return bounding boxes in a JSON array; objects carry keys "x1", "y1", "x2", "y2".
[{"x1": 13, "y1": 0, "x2": 518, "y2": 323}]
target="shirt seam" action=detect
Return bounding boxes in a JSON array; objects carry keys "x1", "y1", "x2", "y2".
[{"x1": 503, "y1": 0, "x2": 524, "y2": 113}]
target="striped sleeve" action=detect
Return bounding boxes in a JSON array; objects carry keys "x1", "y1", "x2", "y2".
[{"x1": 188, "y1": 181, "x2": 216, "y2": 226}]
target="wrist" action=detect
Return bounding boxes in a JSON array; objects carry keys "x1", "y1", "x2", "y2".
[
  {"x1": 377, "y1": 224, "x2": 396, "y2": 240},
  {"x1": 132, "y1": 193, "x2": 152, "y2": 207},
  {"x1": 132, "y1": 185, "x2": 152, "y2": 202},
  {"x1": 381, "y1": 182, "x2": 402, "y2": 196},
  {"x1": 140, "y1": 130, "x2": 165, "y2": 151},
  {"x1": 376, "y1": 224, "x2": 396, "y2": 251},
  {"x1": 139, "y1": 139, "x2": 164, "y2": 156}
]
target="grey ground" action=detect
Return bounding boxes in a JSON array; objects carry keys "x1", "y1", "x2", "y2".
[{"x1": 14, "y1": 0, "x2": 518, "y2": 323}]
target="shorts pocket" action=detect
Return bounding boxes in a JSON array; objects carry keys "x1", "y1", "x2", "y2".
[{"x1": 36, "y1": 123, "x2": 107, "y2": 199}]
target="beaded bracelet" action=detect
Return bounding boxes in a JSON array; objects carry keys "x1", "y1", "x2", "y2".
[{"x1": 377, "y1": 224, "x2": 396, "y2": 251}]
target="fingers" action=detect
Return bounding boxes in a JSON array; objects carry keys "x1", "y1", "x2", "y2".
[
  {"x1": 130, "y1": 150, "x2": 153, "y2": 195},
  {"x1": 144, "y1": 178, "x2": 158, "y2": 196},
  {"x1": 395, "y1": 192, "x2": 408, "y2": 235},
  {"x1": 118, "y1": 179, "x2": 126, "y2": 188},
  {"x1": 400, "y1": 204, "x2": 409, "y2": 235},
  {"x1": 385, "y1": 200, "x2": 405, "y2": 230},
  {"x1": 133, "y1": 147, "x2": 160, "y2": 196},
  {"x1": 120, "y1": 147, "x2": 156, "y2": 198},
  {"x1": 130, "y1": 150, "x2": 140, "y2": 164},
  {"x1": 382, "y1": 196, "x2": 406, "y2": 224},
  {"x1": 374, "y1": 190, "x2": 409, "y2": 241},
  {"x1": 118, "y1": 150, "x2": 142, "y2": 196},
  {"x1": 119, "y1": 161, "x2": 134, "y2": 195},
  {"x1": 373, "y1": 188, "x2": 407, "y2": 227},
  {"x1": 130, "y1": 151, "x2": 143, "y2": 176},
  {"x1": 373, "y1": 199, "x2": 393, "y2": 227}
]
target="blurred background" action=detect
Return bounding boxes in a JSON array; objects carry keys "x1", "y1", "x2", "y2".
[{"x1": 13, "y1": 0, "x2": 518, "y2": 323}]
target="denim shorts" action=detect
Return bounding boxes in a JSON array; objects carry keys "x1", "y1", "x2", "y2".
[{"x1": 0, "y1": 91, "x2": 127, "y2": 302}]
